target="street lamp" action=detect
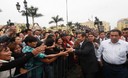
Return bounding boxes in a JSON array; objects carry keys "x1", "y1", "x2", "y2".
[
  {"x1": 30, "y1": 6, "x2": 37, "y2": 16},
  {"x1": 16, "y1": 0, "x2": 29, "y2": 29}
]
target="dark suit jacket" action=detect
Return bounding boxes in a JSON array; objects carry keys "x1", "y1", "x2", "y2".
[{"x1": 74, "y1": 40, "x2": 98, "y2": 73}]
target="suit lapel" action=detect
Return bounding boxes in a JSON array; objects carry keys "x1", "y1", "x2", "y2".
[{"x1": 80, "y1": 40, "x2": 88, "y2": 49}]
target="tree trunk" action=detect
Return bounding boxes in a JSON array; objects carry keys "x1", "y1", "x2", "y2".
[
  {"x1": 32, "y1": 16, "x2": 35, "y2": 29},
  {"x1": 56, "y1": 23, "x2": 58, "y2": 30}
]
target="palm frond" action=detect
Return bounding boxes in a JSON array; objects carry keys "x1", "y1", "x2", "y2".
[
  {"x1": 34, "y1": 14, "x2": 43, "y2": 17},
  {"x1": 49, "y1": 21, "x2": 54, "y2": 24},
  {"x1": 58, "y1": 18, "x2": 64, "y2": 22}
]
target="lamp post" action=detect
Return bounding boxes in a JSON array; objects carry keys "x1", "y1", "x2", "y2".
[
  {"x1": 16, "y1": 0, "x2": 29, "y2": 29},
  {"x1": 66, "y1": 0, "x2": 69, "y2": 30}
]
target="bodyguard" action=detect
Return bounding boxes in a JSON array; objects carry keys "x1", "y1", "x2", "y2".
[{"x1": 97, "y1": 29, "x2": 128, "y2": 78}]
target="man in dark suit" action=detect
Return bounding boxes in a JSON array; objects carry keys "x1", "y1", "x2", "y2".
[{"x1": 71, "y1": 32, "x2": 98, "y2": 78}]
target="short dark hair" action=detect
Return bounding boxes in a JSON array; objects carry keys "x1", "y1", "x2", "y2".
[
  {"x1": 25, "y1": 29, "x2": 32, "y2": 33},
  {"x1": 99, "y1": 31, "x2": 105, "y2": 35},
  {"x1": 122, "y1": 28, "x2": 128, "y2": 31},
  {"x1": 78, "y1": 32, "x2": 86, "y2": 37},
  {"x1": 47, "y1": 34, "x2": 54, "y2": 39},
  {"x1": 45, "y1": 38, "x2": 54, "y2": 46},
  {"x1": 110, "y1": 29, "x2": 122, "y2": 36},
  {"x1": 0, "y1": 44, "x2": 8, "y2": 52},
  {"x1": 60, "y1": 34, "x2": 67, "y2": 38},
  {"x1": 24, "y1": 36, "x2": 37, "y2": 45}
]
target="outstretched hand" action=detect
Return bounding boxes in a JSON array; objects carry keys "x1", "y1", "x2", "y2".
[
  {"x1": 32, "y1": 44, "x2": 46, "y2": 55},
  {"x1": 59, "y1": 51, "x2": 68, "y2": 56},
  {"x1": 66, "y1": 47, "x2": 74, "y2": 53}
]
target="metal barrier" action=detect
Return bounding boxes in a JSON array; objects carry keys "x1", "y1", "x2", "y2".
[
  {"x1": 12, "y1": 65, "x2": 42, "y2": 78},
  {"x1": 12, "y1": 55, "x2": 75, "y2": 78}
]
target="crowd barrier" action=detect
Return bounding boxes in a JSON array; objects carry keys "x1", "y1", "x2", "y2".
[{"x1": 12, "y1": 54, "x2": 76, "y2": 78}]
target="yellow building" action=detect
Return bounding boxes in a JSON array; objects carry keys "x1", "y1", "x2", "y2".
[
  {"x1": 15, "y1": 23, "x2": 42, "y2": 32},
  {"x1": 15, "y1": 23, "x2": 26, "y2": 32},
  {"x1": 117, "y1": 18, "x2": 128, "y2": 30},
  {"x1": 81, "y1": 20, "x2": 96, "y2": 29},
  {"x1": 102, "y1": 21, "x2": 110, "y2": 32},
  {"x1": 81, "y1": 20, "x2": 110, "y2": 32},
  {"x1": 0, "y1": 23, "x2": 28, "y2": 33}
]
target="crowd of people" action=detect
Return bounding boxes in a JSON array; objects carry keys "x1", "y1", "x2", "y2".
[{"x1": 0, "y1": 23, "x2": 128, "y2": 78}]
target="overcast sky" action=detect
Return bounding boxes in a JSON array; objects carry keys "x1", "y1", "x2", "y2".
[{"x1": 0, "y1": 0, "x2": 128, "y2": 29}]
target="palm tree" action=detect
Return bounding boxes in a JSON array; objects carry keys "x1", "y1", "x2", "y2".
[
  {"x1": 49, "y1": 15, "x2": 64, "y2": 29},
  {"x1": 60, "y1": 24, "x2": 65, "y2": 29},
  {"x1": 22, "y1": 6, "x2": 43, "y2": 27},
  {"x1": 67, "y1": 21, "x2": 74, "y2": 29},
  {"x1": 74, "y1": 22, "x2": 81, "y2": 29}
]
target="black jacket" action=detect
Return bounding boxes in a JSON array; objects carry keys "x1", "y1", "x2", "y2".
[
  {"x1": 0, "y1": 52, "x2": 34, "y2": 71},
  {"x1": 74, "y1": 40, "x2": 98, "y2": 73}
]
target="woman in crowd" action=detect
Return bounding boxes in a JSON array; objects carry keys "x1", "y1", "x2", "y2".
[
  {"x1": 70, "y1": 35, "x2": 75, "y2": 45},
  {"x1": 0, "y1": 43, "x2": 46, "y2": 77},
  {"x1": 10, "y1": 35, "x2": 24, "y2": 47},
  {"x1": 60, "y1": 34, "x2": 73, "y2": 48},
  {"x1": 8, "y1": 42, "x2": 27, "y2": 77},
  {"x1": 0, "y1": 44, "x2": 16, "y2": 78},
  {"x1": 55, "y1": 37, "x2": 65, "y2": 52},
  {"x1": 15, "y1": 36, "x2": 22, "y2": 45},
  {"x1": 16, "y1": 32, "x2": 25, "y2": 42},
  {"x1": 54, "y1": 37, "x2": 65, "y2": 78}
]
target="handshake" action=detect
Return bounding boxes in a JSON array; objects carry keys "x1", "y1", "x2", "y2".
[
  {"x1": 32, "y1": 43, "x2": 75, "y2": 57},
  {"x1": 57, "y1": 47, "x2": 74, "y2": 57},
  {"x1": 66, "y1": 47, "x2": 75, "y2": 53}
]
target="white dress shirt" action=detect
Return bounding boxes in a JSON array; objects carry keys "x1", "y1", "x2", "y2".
[
  {"x1": 79, "y1": 41, "x2": 84, "y2": 48},
  {"x1": 99, "y1": 38, "x2": 107, "y2": 44},
  {"x1": 97, "y1": 39, "x2": 128, "y2": 65},
  {"x1": 73, "y1": 41, "x2": 84, "y2": 52}
]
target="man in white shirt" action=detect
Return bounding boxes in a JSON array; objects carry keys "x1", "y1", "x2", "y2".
[
  {"x1": 97, "y1": 29, "x2": 128, "y2": 78},
  {"x1": 121, "y1": 28, "x2": 128, "y2": 42}
]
